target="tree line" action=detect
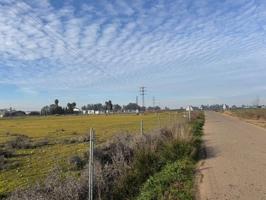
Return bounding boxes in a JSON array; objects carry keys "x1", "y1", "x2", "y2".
[
  {"x1": 40, "y1": 99, "x2": 161, "y2": 115},
  {"x1": 41, "y1": 99, "x2": 77, "y2": 115}
]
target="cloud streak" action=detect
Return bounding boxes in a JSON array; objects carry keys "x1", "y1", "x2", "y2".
[{"x1": 0, "y1": 0, "x2": 266, "y2": 107}]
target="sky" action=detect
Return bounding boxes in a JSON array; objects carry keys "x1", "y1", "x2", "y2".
[{"x1": 0, "y1": 0, "x2": 266, "y2": 110}]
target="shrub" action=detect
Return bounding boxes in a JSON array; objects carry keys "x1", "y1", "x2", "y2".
[
  {"x1": 63, "y1": 135, "x2": 90, "y2": 144},
  {"x1": 0, "y1": 155, "x2": 20, "y2": 171},
  {"x1": 69, "y1": 155, "x2": 85, "y2": 170},
  {"x1": 6, "y1": 135, "x2": 50, "y2": 150},
  {"x1": 32, "y1": 139, "x2": 49, "y2": 148},
  {"x1": 0, "y1": 148, "x2": 14, "y2": 158},
  {"x1": 0, "y1": 155, "x2": 7, "y2": 170},
  {"x1": 6, "y1": 135, "x2": 32, "y2": 149},
  {"x1": 8, "y1": 168, "x2": 87, "y2": 200},
  {"x1": 137, "y1": 159, "x2": 194, "y2": 200}
]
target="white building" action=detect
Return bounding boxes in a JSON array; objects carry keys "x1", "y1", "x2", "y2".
[
  {"x1": 223, "y1": 104, "x2": 228, "y2": 110},
  {"x1": 73, "y1": 108, "x2": 81, "y2": 113},
  {"x1": 88, "y1": 110, "x2": 95, "y2": 114},
  {"x1": 0, "y1": 109, "x2": 8, "y2": 118},
  {"x1": 186, "y1": 106, "x2": 193, "y2": 112}
]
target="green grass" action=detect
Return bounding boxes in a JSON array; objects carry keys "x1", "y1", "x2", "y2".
[{"x1": 0, "y1": 112, "x2": 176, "y2": 195}]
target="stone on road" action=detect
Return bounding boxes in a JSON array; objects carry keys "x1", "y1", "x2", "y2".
[{"x1": 198, "y1": 111, "x2": 266, "y2": 200}]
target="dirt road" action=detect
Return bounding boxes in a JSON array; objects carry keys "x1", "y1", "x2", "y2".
[{"x1": 198, "y1": 111, "x2": 266, "y2": 200}]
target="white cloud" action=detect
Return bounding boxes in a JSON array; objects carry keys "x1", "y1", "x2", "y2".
[{"x1": 0, "y1": 0, "x2": 265, "y2": 100}]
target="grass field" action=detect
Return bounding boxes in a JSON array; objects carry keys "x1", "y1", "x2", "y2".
[
  {"x1": 0, "y1": 112, "x2": 176, "y2": 195},
  {"x1": 225, "y1": 109, "x2": 266, "y2": 128}
]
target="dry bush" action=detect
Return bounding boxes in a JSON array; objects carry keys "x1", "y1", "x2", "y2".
[
  {"x1": 6, "y1": 135, "x2": 32, "y2": 149},
  {"x1": 0, "y1": 148, "x2": 19, "y2": 171},
  {"x1": 5, "y1": 136, "x2": 50, "y2": 150},
  {"x1": 0, "y1": 155, "x2": 8, "y2": 170},
  {"x1": 63, "y1": 135, "x2": 90, "y2": 144},
  {"x1": 8, "y1": 168, "x2": 88, "y2": 200},
  {"x1": 0, "y1": 148, "x2": 14, "y2": 158},
  {"x1": 69, "y1": 155, "x2": 85, "y2": 170}
]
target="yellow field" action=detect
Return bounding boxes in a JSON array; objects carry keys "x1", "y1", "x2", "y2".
[{"x1": 0, "y1": 112, "x2": 176, "y2": 195}]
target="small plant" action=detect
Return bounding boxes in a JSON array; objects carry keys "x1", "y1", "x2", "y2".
[
  {"x1": 6, "y1": 135, "x2": 32, "y2": 149},
  {"x1": 33, "y1": 139, "x2": 49, "y2": 148},
  {"x1": 0, "y1": 151, "x2": 20, "y2": 171},
  {"x1": 6, "y1": 136, "x2": 50, "y2": 149},
  {"x1": 0, "y1": 148, "x2": 14, "y2": 158},
  {"x1": 69, "y1": 155, "x2": 85, "y2": 170}
]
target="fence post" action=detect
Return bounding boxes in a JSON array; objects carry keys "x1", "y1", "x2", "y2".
[
  {"x1": 157, "y1": 113, "x2": 161, "y2": 128},
  {"x1": 88, "y1": 128, "x2": 94, "y2": 200},
  {"x1": 140, "y1": 120, "x2": 143, "y2": 135}
]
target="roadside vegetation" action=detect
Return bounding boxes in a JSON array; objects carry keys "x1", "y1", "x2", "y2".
[
  {"x1": 0, "y1": 112, "x2": 172, "y2": 196},
  {"x1": 226, "y1": 108, "x2": 266, "y2": 128},
  {"x1": 3, "y1": 111, "x2": 204, "y2": 200},
  {"x1": 229, "y1": 108, "x2": 266, "y2": 120}
]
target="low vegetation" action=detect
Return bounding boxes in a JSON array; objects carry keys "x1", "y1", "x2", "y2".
[
  {"x1": 136, "y1": 159, "x2": 194, "y2": 200},
  {"x1": 5, "y1": 112, "x2": 204, "y2": 200},
  {"x1": 227, "y1": 108, "x2": 266, "y2": 129},
  {"x1": 0, "y1": 112, "x2": 171, "y2": 196},
  {"x1": 229, "y1": 108, "x2": 266, "y2": 120}
]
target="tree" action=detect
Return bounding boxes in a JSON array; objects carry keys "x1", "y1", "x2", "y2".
[
  {"x1": 105, "y1": 100, "x2": 113, "y2": 113},
  {"x1": 66, "y1": 102, "x2": 76, "y2": 114},
  {"x1": 113, "y1": 104, "x2": 122, "y2": 112},
  {"x1": 55, "y1": 99, "x2": 59, "y2": 107},
  {"x1": 124, "y1": 103, "x2": 140, "y2": 111},
  {"x1": 41, "y1": 106, "x2": 50, "y2": 115}
]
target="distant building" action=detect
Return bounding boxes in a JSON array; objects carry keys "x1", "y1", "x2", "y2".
[
  {"x1": 3, "y1": 110, "x2": 26, "y2": 117},
  {"x1": 0, "y1": 109, "x2": 9, "y2": 118},
  {"x1": 186, "y1": 106, "x2": 193, "y2": 112},
  {"x1": 82, "y1": 110, "x2": 96, "y2": 115},
  {"x1": 73, "y1": 107, "x2": 81, "y2": 114},
  {"x1": 223, "y1": 104, "x2": 228, "y2": 110}
]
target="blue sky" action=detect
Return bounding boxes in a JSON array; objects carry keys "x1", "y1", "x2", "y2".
[{"x1": 0, "y1": 0, "x2": 266, "y2": 110}]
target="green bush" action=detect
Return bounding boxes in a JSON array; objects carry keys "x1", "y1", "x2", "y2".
[
  {"x1": 137, "y1": 159, "x2": 194, "y2": 200},
  {"x1": 112, "y1": 139, "x2": 195, "y2": 199}
]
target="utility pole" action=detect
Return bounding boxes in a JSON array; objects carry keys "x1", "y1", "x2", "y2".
[
  {"x1": 139, "y1": 86, "x2": 146, "y2": 111},
  {"x1": 152, "y1": 96, "x2": 155, "y2": 108},
  {"x1": 136, "y1": 96, "x2": 138, "y2": 106}
]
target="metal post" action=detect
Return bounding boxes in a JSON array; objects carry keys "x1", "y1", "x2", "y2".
[
  {"x1": 157, "y1": 113, "x2": 161, "y2": 128},
  {"x1": 140, "y1": 120, "x2": 143, "y2": 135},
  {"x1": 188, "y1": 106, "x2": 191, "y2": 122},
  {"x1": 88, "y1": 128, "x2": 94, "y2": 200}
]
